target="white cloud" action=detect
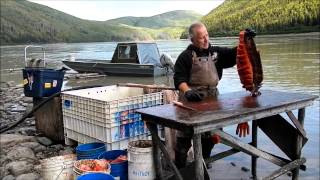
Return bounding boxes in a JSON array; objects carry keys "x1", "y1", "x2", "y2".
[{"x1": 28, "y1": 0, "x2": 224, "y2": 21}]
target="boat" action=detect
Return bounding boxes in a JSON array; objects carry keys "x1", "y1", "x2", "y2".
[{"x1": 62, "y1": 42, "x2": 174, "y2": 77}]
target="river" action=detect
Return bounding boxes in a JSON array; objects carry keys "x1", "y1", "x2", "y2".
[{"x1": 0, "y1": 32, "x2": 319, "y2": 178}]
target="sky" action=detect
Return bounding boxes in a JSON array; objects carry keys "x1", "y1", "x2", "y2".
[{"x1": 28, "y1": 0, "x2": 224, "y2": 21}]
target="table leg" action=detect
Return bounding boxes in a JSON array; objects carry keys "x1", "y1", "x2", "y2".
[
  {"x1": 193, "y1": 133, "x2": 204, "y2": 180},
  {"x1": 252, "y1": 120, "x2": 258, "y2": 180},
  {"x1": 147, "y1": 122, "x2": 163, "y2": 180},
  {"x1": 292, "y1": 108, "x2": 305, "y2": 180}
]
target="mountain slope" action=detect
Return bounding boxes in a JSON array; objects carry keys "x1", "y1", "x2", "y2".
[
  {"x1": 107, "y1": 10, "x2": 201, "y2": 28},
  {"x1": 0, "y1": 0, "x2": 153, "y2": 44},
  {"x1": 0, "y1": 0, "x2": 201, "y2": 44},
  {"x1": 181, "y1": 0, "x2": 320, "y2": 38}
]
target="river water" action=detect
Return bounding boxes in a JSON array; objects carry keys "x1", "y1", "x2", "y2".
[{"x1": 0, "y1": 33, "x2": 319, "y2": 178}]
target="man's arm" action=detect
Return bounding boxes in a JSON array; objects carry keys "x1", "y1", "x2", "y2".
[
  {"x1": 173, "y1": 51, "x2": 192, "y2": 90},
  {"x1": 174, "y1": 51, "x2": 203, "y2": 101},
  {"x1": 210, "y1": 46, "x2": 237, "y2": 79},
  {"x1": 212, "y1": 46, "x2": 237, "y2": 68}
]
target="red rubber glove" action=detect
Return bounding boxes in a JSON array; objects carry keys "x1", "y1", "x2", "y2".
[
  {"x1": 210, "y1": 134, "x2": 221, "y2": 144},
  {"x1": 236, "y1": 122, "x2": 250, "y2": 137}
]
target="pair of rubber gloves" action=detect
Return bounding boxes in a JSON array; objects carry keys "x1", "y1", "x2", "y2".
[{"x1": 184, "y1": 89, "x2": 250, "y2": 144}]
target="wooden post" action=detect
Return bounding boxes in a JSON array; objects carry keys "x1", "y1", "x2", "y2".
[
  {"x1": 252, "y1": 120, "x2": 258, "y2": 179},
  {"x1": 264, "y1": 158, "x2": 306, "y2": 180},
  {"x1": 33, "y1": 96, "x2": 64, "y2": 142},
  {"x1": 147, "y1": 122, "x2": 183, "y2": 180},
  {"x1": 286, "y1": 111, "x2": 307, "y2": 138},
  {"x1": 205, "y1": 147, "x2": 240, "y2": 164},
  {"x1": 214, "y1": 130, "x2": 287, "y2": 167},
  {"x1": 146, "y1": 122, "x2": 163, "y2": 180},
  {"x1": 193, "y1": 133, "x2": 204, "y2": 180},
  {"x1": 292, "y1": 108, "x2": 305, "y2": 180}
]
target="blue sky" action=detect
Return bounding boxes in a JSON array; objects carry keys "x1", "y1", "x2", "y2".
[{"x1": 28, "y1": 0, "x2": 224, "y2": 21}]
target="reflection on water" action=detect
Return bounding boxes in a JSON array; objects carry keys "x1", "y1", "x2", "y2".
[
  {"x1": 258, "y1": 36, "x2": 320, "y2": 93},
  {"x1": 1, "y1": 33, "x2": 319, "y2": 178}
]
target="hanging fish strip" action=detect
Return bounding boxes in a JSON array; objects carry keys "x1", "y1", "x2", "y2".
[{"x1": 236, "y1": 29, "x2": 263, "y2": 96}]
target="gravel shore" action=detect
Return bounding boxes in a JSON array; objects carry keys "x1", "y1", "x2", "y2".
[{"x1": 1, "y1": 81, "x2": 74, "y2": 180}]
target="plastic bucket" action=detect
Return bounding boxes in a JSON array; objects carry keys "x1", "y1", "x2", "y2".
[
  {"x1": 76, "y1": 143, "x2": 106, "y2": 160},
  {"x1": 99, "y1": 150, "x2": 128, "y2": 180},
  {"x1": 128, "y1": 140, "x2": 155, "y2": 180},
  {"x1": 40, "y1": 154, "x2": 76, "y2": 180},
  {"x1": 77, "y1": 173, "x2": 115, "y2": 180}
]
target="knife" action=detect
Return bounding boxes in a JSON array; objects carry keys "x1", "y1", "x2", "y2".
[{"x1": 172, "y1": 101, "x2": 197, "y2": 111}]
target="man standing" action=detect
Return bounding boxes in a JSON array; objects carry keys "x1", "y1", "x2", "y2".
[{"x1": 173, "y1": 22, "x2": 249, "y2": 168}]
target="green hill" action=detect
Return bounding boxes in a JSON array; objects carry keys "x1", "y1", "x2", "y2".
[
  {"x1": 181, "y1": 0, "x2": 320, "y2": 38},
  {"x1": 0, "y1": 0, "x2": 201, "y2": 45},
  {"x1": 107, "y1": 10, "x2": 201, "y2": 28}
]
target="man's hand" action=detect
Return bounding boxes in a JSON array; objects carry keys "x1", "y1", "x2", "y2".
[
  {"x1": 236, "y1": 122, "x2": 250, "y2": 137},
  {"x1": 245, "y1": 28, "x2": 256, "y2": 37},
  {"x1": 184, "y1": 89, "x2": 203, "y2": 102}
]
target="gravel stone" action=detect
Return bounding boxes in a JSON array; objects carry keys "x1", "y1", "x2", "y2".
[
  {"x1": 20, "y1": 142, "x2": 41, "y2": 150},
  {"x1": 7, "y1": 146, "x2": 35, "y2": 160},
  {"x1": 6, "y1": 161, "x2": 34, "y2": 176},
  {"x1": 0, "y1": 134, "x2": 36, "y2": 147},
  {"x1": 16, "y1": 173, "x2": 40, "y2": 180},
  {"x1": 36, "y1": 137, "x2": 53, "y2": 146},
  {"x1": 2, "y1": 175, "x2": 15, "y2": 180}
]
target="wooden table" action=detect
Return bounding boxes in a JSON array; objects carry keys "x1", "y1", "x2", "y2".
[{"x1": 136, "y1": 90, "x2": 318, "y2": 180}]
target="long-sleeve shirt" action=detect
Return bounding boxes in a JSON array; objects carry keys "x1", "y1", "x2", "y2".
[{"x1": 173, "y1": 44, "x2": 237, "y2": 89}]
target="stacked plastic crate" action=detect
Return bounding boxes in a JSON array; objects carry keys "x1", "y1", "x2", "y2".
[{"x1": 61, "y1": 85, "x2": 163, "y2": 150}]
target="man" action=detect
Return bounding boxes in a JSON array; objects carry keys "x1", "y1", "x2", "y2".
[{"x1": 173, "y1": 22, "x2": 249, "y2": 168}]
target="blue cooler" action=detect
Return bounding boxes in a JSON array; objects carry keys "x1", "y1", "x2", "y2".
[
  {"x1": 22, "y1": 68, "x2": 64, "y2": 97},
  {"x1": 22, "y1": 45, "x2": 65, "y2": 97}
]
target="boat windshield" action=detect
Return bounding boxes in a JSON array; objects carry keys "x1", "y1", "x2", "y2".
[{"x1": 118, "y1": 45, "x2": 136, "y2": 59}]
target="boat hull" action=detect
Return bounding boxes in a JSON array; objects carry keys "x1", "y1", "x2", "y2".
[{"x1": 62, "y1": 61, "x2": 170, "y2": 77}]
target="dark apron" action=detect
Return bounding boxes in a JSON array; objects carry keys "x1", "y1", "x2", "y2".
[{"x1": 177, "y1": 51, "x2": 219, "y2": 137}]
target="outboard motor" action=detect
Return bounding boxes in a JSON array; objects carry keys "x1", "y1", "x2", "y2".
[
  {"x1": 69, "y1": 54, "x2": 76, "y2": 62},
  {"x1": 160, "y1": 53, "x2": 174, "y2": 72}
]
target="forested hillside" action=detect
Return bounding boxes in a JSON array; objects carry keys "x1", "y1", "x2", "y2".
[
  {"x1": 107, "y1": 10, "x2": 201, "y2": 29},
  {"x1": 0, "y1": 0, "x2": 200, "y2": 44},
  {"x1": 181, "y1": 0, "x2": 319, "y2": 38}
]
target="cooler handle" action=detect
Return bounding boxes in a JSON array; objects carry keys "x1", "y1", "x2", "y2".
[{"x1": 24, "y1": 45, "x2": 46, "y2": 67}]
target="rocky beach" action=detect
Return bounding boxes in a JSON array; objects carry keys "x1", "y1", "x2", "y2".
[{"x1": 0, "y1": 81, "x2": 74, "y2": 180}]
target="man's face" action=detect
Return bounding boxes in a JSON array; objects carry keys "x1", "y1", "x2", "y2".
[{"x1": 192, "y1": 25, "x2": 209, "y2": 49}]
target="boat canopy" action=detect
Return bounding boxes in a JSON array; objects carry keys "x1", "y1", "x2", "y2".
[
  {"x1": 137, "y1": 43, "x2": 161, "y2": 66},
  {"x1": 111, "y1": 42, "x2": 161, "y2": 66}
]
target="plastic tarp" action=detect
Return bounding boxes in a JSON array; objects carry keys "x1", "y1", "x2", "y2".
[{"x1": 137, "y1": 43, "x2": 161, "y2": 66}]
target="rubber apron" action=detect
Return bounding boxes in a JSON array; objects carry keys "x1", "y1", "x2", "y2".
[
  {"x1": 179, "y1": 51, "x2": 219, "y2": 102},
  {"x1": 177, "y1": 51, "x2": 219, "y2": 137}
]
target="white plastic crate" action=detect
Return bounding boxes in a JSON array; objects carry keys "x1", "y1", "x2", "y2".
[
  {"x1": 63, "y1": 115, "x2": 148, "y2": 143},
  {"x1": 64, "y1": 128, "x2": 151, "y2": 150},
  {"x1": 61, "y1": 85, "x2": 162, "y2": 143}
]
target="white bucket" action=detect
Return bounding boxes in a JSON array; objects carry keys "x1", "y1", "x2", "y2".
[
  {"x1": 128, "y1": 140, "x2": 155, "y2": 180},
  {"x1": 40, "y1": 154, "x2": 76, "y2": 180}
]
